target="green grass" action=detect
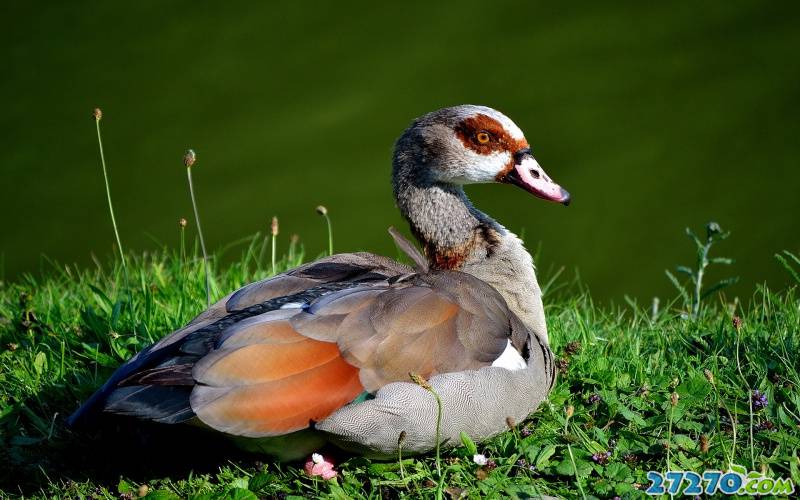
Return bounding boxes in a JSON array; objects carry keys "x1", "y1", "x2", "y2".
[{"x1": 1, "y1": 234, "x2": 798, "y2": 499}]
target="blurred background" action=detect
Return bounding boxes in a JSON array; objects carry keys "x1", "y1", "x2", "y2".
[{"x1": 1, "y1": 0, "x2": 798, "y2": 301}]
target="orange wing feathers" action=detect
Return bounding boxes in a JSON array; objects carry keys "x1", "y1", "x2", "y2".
[
  {"x1": 190, "y1": 312, "x2": 365, "y2": 436},
  {"x1": 191, "y1": 346, "x2": 363, "y2": 436}
]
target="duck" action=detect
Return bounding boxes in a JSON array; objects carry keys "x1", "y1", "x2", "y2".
[{"x1": 68, "y1": 105, "x2": 570, "y2": 460}]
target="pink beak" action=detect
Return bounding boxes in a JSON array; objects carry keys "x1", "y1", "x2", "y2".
[{"x1": 503, "y1": 153, "x2": 571, "y2": 206}]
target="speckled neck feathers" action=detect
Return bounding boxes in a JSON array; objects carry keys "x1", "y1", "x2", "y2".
[
  {"x1": 392, "y1": 144, "x2": 549, "y2": 342},
  {"x1": 393, "y1": 173, "x2": 502, "y2": 270}
]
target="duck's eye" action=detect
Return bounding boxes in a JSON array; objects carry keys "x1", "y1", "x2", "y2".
[{"x1": 476, "y1": 132, "x2": 491, "y2": 144}]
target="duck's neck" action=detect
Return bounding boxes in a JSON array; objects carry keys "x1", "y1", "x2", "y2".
[{"x1": 393, "y1": 172, "x2": 548, "y2": 342}]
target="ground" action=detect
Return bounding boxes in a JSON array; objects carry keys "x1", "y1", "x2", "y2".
[{"x1": 1, "y1": 238, "x2": 798, "y2": 499}]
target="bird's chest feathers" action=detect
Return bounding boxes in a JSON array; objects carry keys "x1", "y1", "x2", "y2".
[
  {"x1": 461, "y1": 237, "x2": 545, "y2": 332},
  {"x1": 422, "y1": 225, "x2": 501, "y2": 271}
]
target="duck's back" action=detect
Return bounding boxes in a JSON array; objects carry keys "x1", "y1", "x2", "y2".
[{"x1": 67, "y1": 251, "x2": 527, "y2": 440}]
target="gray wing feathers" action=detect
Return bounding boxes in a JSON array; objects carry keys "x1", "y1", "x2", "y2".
[{"x1": 316, "y1": 332, "x2": 554, "y2": 458}]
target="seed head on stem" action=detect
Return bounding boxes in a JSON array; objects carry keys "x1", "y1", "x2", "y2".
[
  {"x1": 178, "y1": 218, "x2": 188, "y2": 261},
  {"x1": 92, "y1": 106, "x2": 126, "y2": 269},
  {"x1": 183, "y1": 149, "x2": 196, "y2": 168},
  {"x1": 316, "y1": 205, "x2": 333, "y2": 255},
  {"x1": 271, "y1": 216, "x2": 279, "y2": 275},
  {"x1": 505, "y1": 416, "x2": 516, "y2": 430},
  {"x1": 409, "y1": 372, "x2": 432, "y2": 391},
  {"x1": 184, "y1": 149, "x2": 210, "y2": 307}
]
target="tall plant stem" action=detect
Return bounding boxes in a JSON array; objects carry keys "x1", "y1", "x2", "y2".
[
  {"x1": 187, "y1": 167, "x2": 210, "y2": 307},
  {"x1": 397, "y1": 438, "x2": 405, "y2": 481},
  {"x1": 94, "y1": 116, "x2": 126, "y2": 269},
  {"x1": 180, "y1": 225, "x2": 186, "y2": 263},
  {"x1": 692, "y1": 241, "x2": 710, "y2": 317},
  {"x1": 315, "y1": 206, "x2": 334, "y2": 256},
  {"x1": 709, "y1": 380, "x2": 734, "y2": 469},
  {"x1": 734, "y1": 323, "x2": 755, "y2": 469},
  {"x1": 409, "y1": 373, "x2": 443, "y2": 479},
  {"x1": 271, "y1": 235, "x2": 277, "y2": 275},
  {"x1": 564, "y1": 406, "x2": 587, "y2": 500},
  {"x1": 325, "y1": 214, "x2": 333, "y2": 256},
  {"x1": 667, "y1": 400, "x2": 674, "y2": 470},
  {"x1": 93, "y1": 110, "x2": 135, "y2": 338},
  {"x1": 270, "y1": 216, "x2": 278, "y2": 276},
  {"x1": 431, "y1": 388, "x2": 442, "y2": 478}
]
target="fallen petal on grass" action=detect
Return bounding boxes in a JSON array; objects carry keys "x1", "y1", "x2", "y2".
[{"x1": 304, "y1": 454, "x2": 337, "y2": 480}]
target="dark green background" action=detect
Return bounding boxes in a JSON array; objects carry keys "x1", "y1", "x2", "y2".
[{"x1": 2, "y1": 1, "x2": 798, "y2": 301}]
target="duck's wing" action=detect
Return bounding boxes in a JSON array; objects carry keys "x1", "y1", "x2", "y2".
[
  {"x1": 66, "y1": 252, "x2": 411, "y2": 427},
  {"x1": 68, "y1": 254, "x2": 521, "y2": 440},
  {"x1": 318, "y1": 315, "x2": 555, "y2": 458}
]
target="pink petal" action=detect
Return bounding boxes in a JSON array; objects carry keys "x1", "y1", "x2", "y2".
[{"x1": 304, "y1": 454, "x2": 338, "y2": 479}]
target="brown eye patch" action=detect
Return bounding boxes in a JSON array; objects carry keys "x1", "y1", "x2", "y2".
[{"x1": 454, "y1": 113, "x2": 529, "y2": 156}]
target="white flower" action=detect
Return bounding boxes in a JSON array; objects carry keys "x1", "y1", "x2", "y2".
[
  {"x1": 473, "y1": 453, "x2": 488, "y2": 466},
  {"x1": 312, "y1": 453, "x2": 324, "y2": 464}
]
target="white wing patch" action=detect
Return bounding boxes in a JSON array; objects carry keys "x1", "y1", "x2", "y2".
[{"x1": 491, "y1": 340, "x2": 527, "y2": 370}]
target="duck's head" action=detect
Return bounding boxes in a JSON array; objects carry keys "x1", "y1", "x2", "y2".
[{"x1": 393, "y1": 105, "x2": 570, "y2": 205}]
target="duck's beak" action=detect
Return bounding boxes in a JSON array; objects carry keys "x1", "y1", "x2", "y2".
[{"x1": 501, "y1": 149, "x2": 571, "y2": 206}]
